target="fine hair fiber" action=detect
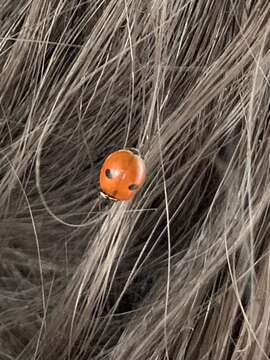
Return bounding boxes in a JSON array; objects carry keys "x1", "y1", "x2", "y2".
[{"x1": 1, "y1": 0, "x2": 270, "y2": 359}]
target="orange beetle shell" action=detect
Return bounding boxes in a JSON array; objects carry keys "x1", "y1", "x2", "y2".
[{"x1": 99, "y1": 150, "x2": 146, "y2": 201}]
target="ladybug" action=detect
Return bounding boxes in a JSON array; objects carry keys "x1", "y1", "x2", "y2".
[{"x1": 99, "y1": 149, "x2": 146, "y2": 201}]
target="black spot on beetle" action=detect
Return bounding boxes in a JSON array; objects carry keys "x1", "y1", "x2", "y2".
[
  {"x1": 105, "y1": 169, "x2": 113, "y2": 179},
  {"x1": 129, "y1": 184, "x2": 139, "y2": 191}
]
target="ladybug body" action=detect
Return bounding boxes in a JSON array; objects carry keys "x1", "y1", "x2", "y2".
[{"x1": 99, "y1": 149, "x2": 146, "y2": 201}]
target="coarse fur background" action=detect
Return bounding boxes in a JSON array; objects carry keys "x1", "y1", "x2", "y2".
[{"x1": 0, "y1": 0, "x2": 270, "y2": 359}]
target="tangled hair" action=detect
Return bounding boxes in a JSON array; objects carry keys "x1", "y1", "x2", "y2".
[{"x1": 1, "y1": 0, "x2": 270, "y2": 359}]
